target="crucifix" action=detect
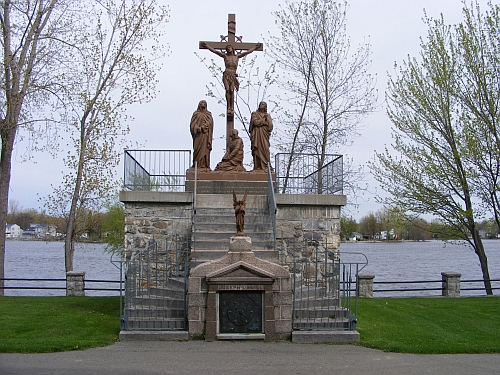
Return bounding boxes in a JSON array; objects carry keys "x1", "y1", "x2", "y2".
[{"x1": 199, "y1": 14, "x2": 263, "y2": 149}]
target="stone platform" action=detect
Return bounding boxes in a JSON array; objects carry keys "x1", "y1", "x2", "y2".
[{"x1": 185, "y1": 170, "x2": 275, "y2": 194}]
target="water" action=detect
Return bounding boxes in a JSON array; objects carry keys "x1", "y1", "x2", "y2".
[
  {"x1": 4, "y1": 239, "x2": 499, "y2": 297},
  {"x1": 4, "y1": 240, "x2": 121, "y2": 296},
  {"x1": 341, "y1": 240, "x2": 500, "y2": 296}
]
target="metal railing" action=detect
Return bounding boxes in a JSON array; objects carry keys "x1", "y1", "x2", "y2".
[
  {"x1": 372, "y1": 278, "x2": 500, "y2": 297},
  {"x1": 267, "y1": 162, "x2": 277, "y2": 250},
  {"x1": 0, "y1": 278, "x2": 123, "y2": 295},
  {"x1": 275, "y1": 153, "x2": 343, "y2": 194},
  {"x1": 122, "y1": 237, "x2": 189, "y2": 331},
  {"x1": 124, "y1": 149, "x2": 191, "y2": 192},
  {"x1": 283, "y1": 237, "x2": 367, "y2": 331}
]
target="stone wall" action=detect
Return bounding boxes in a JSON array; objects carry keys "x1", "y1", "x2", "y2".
[
  {"x1": 275, "y1": 194, "x2": 346, "y2": 266},
  {"x1": 120, "y1": 191, "x2": 193, "y2": 258},
  {"x1": 120, "y1": 191, "x2": 347, "y2": 265}
]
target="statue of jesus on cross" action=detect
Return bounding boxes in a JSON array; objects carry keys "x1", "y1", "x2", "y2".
[{"x1": 199, "y1": 14, "x2": 263, "y2": 149}]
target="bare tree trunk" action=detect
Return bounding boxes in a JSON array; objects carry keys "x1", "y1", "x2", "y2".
[
  {"x1": 0, "y1": 127, "x2": 16, "y2": 296},
  {"x1": 471, "y1": 227, "x2": 493, "y2": 295}
]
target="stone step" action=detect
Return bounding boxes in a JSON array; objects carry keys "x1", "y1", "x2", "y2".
[
  {"x1": 194, "y1": 231, "x2": 274, "y2": 242},
  {"x1": 193, "y1": 239, "x2": 274, "y2": 251},
  {"x1": 293, "y1": 318, "x2": 351, "y2": 331},
  {"x1": 196, "y1": 223, "x2": 273, "y2": 238},
  {"x1": 129, "y1": 296, "x2": 186, "y2": 309},
  {"x1": 293, "y1": 307, "x2": 350, "y2": 320},
  {"x1": 195, "y1": 208, "x2": 270, "y2": 216},
  {"x1": 126, "y1": 306, "x2": 185, "y2": 319},
  {"x1": 194, "y1": 194, "x2": 269, "y2": 209},
  {"x1": 125, "y1": 317, "x2": 186, "y2": 330},
  {"x1": 143, "y1": 285, "x2": 186, "y2": 299},
  {"x1": 189, "y1": 249, "x2": 279, "y2": 266},
  {"x1": 293, "y1": 297, "x2": 340, "y2": 309}
]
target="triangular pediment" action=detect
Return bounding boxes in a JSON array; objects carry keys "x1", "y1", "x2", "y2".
[{"x1": 206, "y1": 261, "x2": 275, "y2": 280}]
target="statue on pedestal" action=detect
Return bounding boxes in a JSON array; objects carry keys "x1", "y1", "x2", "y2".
[
  {"x1": 233, "y1": 190, "x2": 247, "y2": 236},
  {"x1": 190, "y1": 100, "x2": 213, "y2": 170},
  {"x1": 250, "y1": 101, "x2": 273, "y2": 172}
]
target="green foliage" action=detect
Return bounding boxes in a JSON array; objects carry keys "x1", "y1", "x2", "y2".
[
  {"x1": 0, "y1": 297, "x2": 120, "y2": 353},
  {"x1": 357, "y1": 297, "x2": 500, "y2": 354},
  {"x1": 340, "y1": 216, "x2": 358, "y2": 239},
  {"x1": 102, "y1": 201, "x2": 125, "y2": 253},
  {"x1": 371, "y1": 1, "x2": 496, "y2": 293}
]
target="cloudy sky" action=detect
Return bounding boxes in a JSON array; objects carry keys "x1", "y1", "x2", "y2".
[{"x1": 7, "y1": 0, "x2": 491, "y2": 220}]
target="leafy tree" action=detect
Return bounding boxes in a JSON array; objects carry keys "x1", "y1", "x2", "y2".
[
  {"x1": 267, "y1": 0, "x2": 376, "y2": 203},
  {"x1": 371, "y1": 3, "x2": 494, "y2": 294},
  {"x1": 102, "y1": 201, "x2": 125, "y2": 253},
  {"x1": 45, "y1": 0, "x2": 169, "y2": 272},
  {"x1": 454, "y1": 2, "x2": 500, "y2": 230},
  {"x1": 340, "y1": 216, "x2": 357, "y2": 240},
  {"x1": 358, "y1": 212, "x2": 379, "y2": 240},
  {"x1": 0, "y1": 0, "x2": 76, "y2": 295}
]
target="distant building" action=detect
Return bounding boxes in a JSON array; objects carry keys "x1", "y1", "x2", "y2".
[
  {"x1": 5, "y1": 224, "x2": 22, "y2": 238},
  {"x1": 22, "y1": 224, "x2": 57, "y2": 238},
  {"x1": 349, "y1": 232, "x2": 363, "y2": 241}
]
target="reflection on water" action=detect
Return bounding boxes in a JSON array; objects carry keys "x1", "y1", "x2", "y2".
[{"x1": 4, "y1": 239, "x2": 499, "y2": 297}]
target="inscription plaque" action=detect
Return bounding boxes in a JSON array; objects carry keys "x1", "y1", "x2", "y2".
[{"x1": 219, "y1": 291, "x2": 263, "y2": 334}]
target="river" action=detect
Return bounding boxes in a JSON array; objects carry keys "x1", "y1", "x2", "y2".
[
  {"x1": 3, "y1": 239, "x2": 499, "y2": 297},
  {"x1": 4, "y1": 240, "x2": 121, "y2": 296}
]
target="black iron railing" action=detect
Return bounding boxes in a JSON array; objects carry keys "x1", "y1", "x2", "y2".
[
  {"x1": 275, "y1": 153, "x2": 343, "y2": 195},
  {"x1": 124, "y1": 149, "x2": 191, "y2": 191}
]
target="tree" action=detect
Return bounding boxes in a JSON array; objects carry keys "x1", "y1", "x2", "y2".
[
  {"x1": 0, "y1": 0, "x2": 76, "y2": 295},
  {"x1": 371, "y1": 4, "x2": 494, "y2": 294},
  {"x1": 358, "y1": 212, "x2": 379, "y2": 240},
  {"x1": 267, "y1": 0, "x2": 376, "y2": 201},
  {"x1": 340, "y1": 216, "x2": 357, "y2": 240},
  {"x1": 454, "y1": 2, "x2": 500, "y2": 231},
  {"x1": 45, "y1": 0, "x2": 169, "y2": 272},
  {"x1": 102, "y1": 201, "x2": 125, "y2": 253}
]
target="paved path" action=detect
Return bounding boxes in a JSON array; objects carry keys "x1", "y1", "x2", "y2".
[{"x1": 1, "y1": 341, "x2": 500, "y2": 375}]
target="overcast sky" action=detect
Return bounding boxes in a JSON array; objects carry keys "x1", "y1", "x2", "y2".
[{"x1": 7, "y1": 0, "x2": 492, "y2": 220}]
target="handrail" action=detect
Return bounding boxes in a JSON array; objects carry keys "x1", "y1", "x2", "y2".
[
  {"x1": 267, "y1": 162, "x2": 277, "y2": 250},
  {"x1": 193, "y1": 162, "x2": 198, "y2": 254}
]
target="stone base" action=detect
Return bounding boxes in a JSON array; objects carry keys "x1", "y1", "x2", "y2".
[
  {"x1": 188, "y1": 245, "x2": 292, "y2": 342},
  {"x1": 186, "y1": 180, "x2": 273, "y2": 195},
  {"x1": 119, "y1": 330, "x2": 189, "y2": 341},
  {"x1": 291, "y1": 330, "x2": 360, "y2": 343},
  {"x1": 186, "y1": 170, "x2": 273, "y2": 181},
  {"x1": 185, "y1": 170, "x2": 275, "y2": 194}
]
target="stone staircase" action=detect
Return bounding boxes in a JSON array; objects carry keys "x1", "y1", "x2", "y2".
[
  {"x1": 292, "y1": 284, "x2": 356, "y2": 331},
  {"x1": 190, "y1": 194, "x2": 277, "y2": 266},
  {"x1": 123, "y1": 272, "x2": 188, "y2": 330}
]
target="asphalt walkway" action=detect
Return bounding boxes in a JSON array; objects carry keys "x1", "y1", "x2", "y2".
[{"x1": 1, "y1": 341, "x2": 500, "y2": 375}]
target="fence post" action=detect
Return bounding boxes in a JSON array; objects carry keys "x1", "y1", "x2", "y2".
[
  {"x1": 358, "y1": 273, "x2": 375, "y2": 298},
  {"x1": 441, "y1": 272, "x2": 461, "y2": 297},
  {"x1": 66, "y1": 271, "x2": 86, "y2": 296}
]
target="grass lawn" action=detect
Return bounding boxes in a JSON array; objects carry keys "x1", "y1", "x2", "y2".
[
  {"x1": 356, "y1": 297, "x2": 500, "y2": 354},
  {"x1": 0, "y1": 296, "x2": 120, "y2": 353},
  {"x1": 1, "y1": 296, "x2": 499, "y2": 354}
]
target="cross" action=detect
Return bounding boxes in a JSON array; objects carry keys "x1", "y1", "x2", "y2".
[{"x1": 199, "y1": 14, "x2": 263, "y2": 149}]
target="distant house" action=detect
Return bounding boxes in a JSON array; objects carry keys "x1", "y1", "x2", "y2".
[
  {"x1": 5, "y1": 224, "x2": 22, "y2": 238},
  {"x1": 22, "y1": 224, "x2": 57, "y2": 238},
  {"x1": 349, "y1": 232, "x2": 363, "y2": 241}
]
